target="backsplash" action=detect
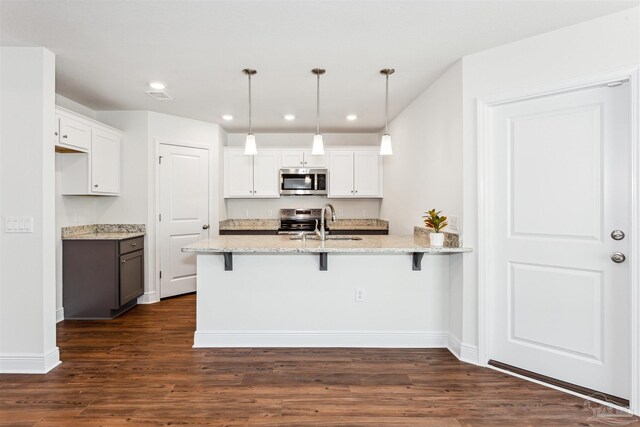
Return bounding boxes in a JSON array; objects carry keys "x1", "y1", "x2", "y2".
[{"x1": 225, "y1": 196, "x2": 382, "y2": 219}]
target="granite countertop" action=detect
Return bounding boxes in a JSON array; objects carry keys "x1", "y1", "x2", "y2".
[
  {"x1": 182, "y1": 234, "x2": 470, "y2": 254},
  {"x1": 62, "y1": 224, "x2": 146, "y2": 241},
  {"x1": 218, "y1": 218, "x2": 389, "y2": 231}
]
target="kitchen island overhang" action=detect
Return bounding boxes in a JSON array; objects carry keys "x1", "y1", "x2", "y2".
[{"x1": 182, "y1": 235, "x2": 471, "y2": 348}]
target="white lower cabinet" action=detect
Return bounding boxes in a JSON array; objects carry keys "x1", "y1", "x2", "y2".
[
  {"x1": 328, "y1": 150, "x2": 382, "y2": 198},
  {"x1": 224, "y1": 149, "x2": 280, "y2": 198}
]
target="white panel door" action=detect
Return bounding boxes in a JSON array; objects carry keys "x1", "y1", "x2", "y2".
[
  {"x1": 225, "y1": 150, "x2": 253, "y2": 198},
  {"x1": 91, "y1": 129, "x2": 121, "y2": 194},
  {"x1": 489, "y1": 83, "x2": 630, "y2": 400},
  {"x1": 159, "y1": 144, "x2": 209, "y2": 299},
  {"x1": 354, "y1": 151, "x2": 381, "y2": 197},
  {"x1": 328, "y1": 152, "x2": 354, "y2": 197},
  {"x1": 253, "y1": 152, "x2": 280, "y2": 198}
]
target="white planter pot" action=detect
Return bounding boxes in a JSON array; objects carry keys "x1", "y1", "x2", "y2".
[{"x1": 430, "y1": 232, "x2": 445, "y2": 247}]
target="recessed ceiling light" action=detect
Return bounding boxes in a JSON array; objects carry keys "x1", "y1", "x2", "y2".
[
  {"x1": 284, "y1": 114, "x2": 296, "y2": 121},
  {"x1": 149, "y1": 81, "x2": 166, "y2": 90},
  {"x1": 346, "y1": 114, "x2": 357, "y2": 121},
  {"x1": 222, "y1": 114, "x2": 234, "y2": 121}
]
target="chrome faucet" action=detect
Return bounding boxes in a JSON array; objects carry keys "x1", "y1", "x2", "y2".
[{"x1": 315, "y1": 203, "x2": 336, "y2": 241}]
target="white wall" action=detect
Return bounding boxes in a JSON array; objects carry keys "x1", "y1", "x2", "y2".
[
  {"x1": 94, "y1": 111, "x2": 222, "y2": 304},
  {"x1": 379, "y1": 61, "x2": 463, "y2": 236},
  {"x1": 225, "y1": 132, "x2": 383, "y2": 219},
  {"x1": 460, "y1": 8, "x2": 640, "y2": 349},
  {"x1": 0, "y1": 47, "x2": 59, "y2": 373}
]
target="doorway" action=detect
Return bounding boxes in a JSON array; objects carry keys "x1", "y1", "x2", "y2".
[
  {"x1": 158, "y1": 143, "x2": 210, "y2": 299},
  {"x1": 480, "y1": 75, "x2": 637, "y2": 407}
]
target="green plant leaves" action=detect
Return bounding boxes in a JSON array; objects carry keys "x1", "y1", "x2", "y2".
[{"x1": 421, "y1": 209, "x2": 448, "y2": 232}]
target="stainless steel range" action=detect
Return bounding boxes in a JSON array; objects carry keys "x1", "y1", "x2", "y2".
[{"x1": 277, "y1": 208, "x2": 326, "y2": 235}]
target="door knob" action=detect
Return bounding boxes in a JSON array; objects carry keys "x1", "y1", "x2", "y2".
[
  {"x1": 202, "y1": 224, "x2": 210, "y2": 230},
  {"x1": 611, "y1": 252, "x2": 626, "y2": 263},
  {"x1": 611, "y1": 230, "x2": 625, "y2": 240}
]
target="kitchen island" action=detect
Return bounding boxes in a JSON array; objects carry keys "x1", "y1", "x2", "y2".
[{"x1": 182, "y1": 233, "x2": 470, "y2": 348}]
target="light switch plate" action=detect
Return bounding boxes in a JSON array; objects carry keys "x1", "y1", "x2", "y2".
[{"x1": 5, "y1": 216, "x2": 34, "y2": 233}]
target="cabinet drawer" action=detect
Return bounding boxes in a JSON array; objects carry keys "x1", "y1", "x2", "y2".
[{"x1": 120, "y1": 237, "x2": 144, "y2": 254}]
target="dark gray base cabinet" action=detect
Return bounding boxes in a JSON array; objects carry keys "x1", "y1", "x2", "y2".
[{"x1": 63, "y1": 237, "x2": 144, "y2": 319}]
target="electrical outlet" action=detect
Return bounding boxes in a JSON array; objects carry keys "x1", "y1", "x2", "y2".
[
  {"x1": 267, "y1": 209, "x2": 273, "y2": 218},
  {"x1": 244, "y1": 209, "x2": 249, "y2": 218},
  {"x1": 355, "y1": 287, "x2": 365, "y2": 302},
  {"x1": 338, "y1": 209, "x2": 344, "y2": 217},
  {"x1": 362, "y1": 210, "x2": 367, "y2": 218}
]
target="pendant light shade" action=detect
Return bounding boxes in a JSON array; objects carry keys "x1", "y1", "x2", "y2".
[
  {"x1": 379, "y1": 68, "x2": 395, "y2": 156},
  {"x1": 243, "y1": 68, "x2": 257, "y2": 155},
  {"x1": 312, "y1": 133, "x2": 324, "y2": 155},
  {"x1": 380, "y1": 133, "x2": 392, "y2": 155},
  {"x1": 311, "y1": 68, "x2": 326, "y2": 155}
]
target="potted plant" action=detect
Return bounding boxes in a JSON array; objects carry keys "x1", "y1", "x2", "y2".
[{"x1": 422, "y1": 209, "x2": 448, "y2": 247}]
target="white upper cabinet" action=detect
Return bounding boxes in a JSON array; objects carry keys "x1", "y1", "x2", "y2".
[
  {"x1": 281, "y1": 150, "x2": 326, "y2": 168},
  {"x1": 253, "y1": 152, "x2": 280, "y2": 197},
  {"x1": 328, "y1": 152, "x2": 355, "y2": 197},
  {"x1": 56, "y1": 114, "x2": 91, "y2": 152},
  {"x1": 91, "y1": 129, "x2": 121, "y2": 194},
  {"x1": 224, "y1": 148, "x2": 280, "y2": 198},
  {"x1": 58, "y1": 107, "x2": 122, "y2": 196},
  {"x1": 328, "y1": 149, "x2": 383, "y2": 198}
]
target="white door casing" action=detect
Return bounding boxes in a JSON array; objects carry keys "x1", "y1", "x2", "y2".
[
  {"x1": 159, "y1": 144, "x2": 209, "y2": 299},
  {"x1": 486, "y1": 82, "x2": 630, "y2": 400}
]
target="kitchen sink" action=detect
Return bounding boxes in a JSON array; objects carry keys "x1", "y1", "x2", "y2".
[{"x1": 289, "y1": 235, "x2": 363, "y2": 241}]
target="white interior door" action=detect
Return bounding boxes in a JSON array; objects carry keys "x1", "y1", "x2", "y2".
[
  {"x1": 159, "y1": 144, "x2": 209, "y2": 299},
  {"x1": 488, "y1": 82, "x2": 630, "y2": 401}
]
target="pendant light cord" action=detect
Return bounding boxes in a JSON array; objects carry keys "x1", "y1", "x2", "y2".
[
  {"x1": 248, "y1": 73, "x2": 252, "y2": 134},
  {"x1": 316, "y1": 72, "x2": 320, "y2": 134},
  {"x1": 384, "y1": 73, "x2": 389, "y2": 134}
]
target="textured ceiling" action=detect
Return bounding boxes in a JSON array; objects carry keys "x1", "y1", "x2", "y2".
[{"x1": 1, "y1": 0, "x2": 636, "y2": 132}]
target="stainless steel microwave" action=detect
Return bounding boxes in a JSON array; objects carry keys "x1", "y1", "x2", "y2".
[{"x1": 279, "y1": 168, "x2": 328, "y2": 196}]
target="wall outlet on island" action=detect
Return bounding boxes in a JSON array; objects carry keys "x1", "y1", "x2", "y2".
[{"x1": 355, "y1": 287, "x2": 365, "y2": 302}]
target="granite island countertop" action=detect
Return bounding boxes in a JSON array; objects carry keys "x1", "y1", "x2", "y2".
[
  {"x1": 219, "y1": 218, "x2": 389, "y2": 231},
  {"x1": 182, "y1": 234, "x2": 470, "y2": 254},
  {"x1": 61, "y1": 224, "x2": 146, "y2": 240}
]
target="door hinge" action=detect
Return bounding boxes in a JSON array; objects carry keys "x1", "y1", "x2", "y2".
[
  {"x1": 159, "y1": 271, "x2": 162, "y2": 279},
  {"x1": 159, "y1": 155, "x2": 163, "y2": 164},
  {"x1": 159, "y1": 213, "x2": 162, "y2": 222}
]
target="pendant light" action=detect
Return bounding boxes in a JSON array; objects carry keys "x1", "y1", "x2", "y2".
[
  {"x1": 311, "y1": 68, "x2": 326, "y2": 155},
  {"x1": 243, "y1": 68, "x2": 257, "y2": 155},
  {"x1": 379, "y1": 68, "x2": 395, "y2": 155}
]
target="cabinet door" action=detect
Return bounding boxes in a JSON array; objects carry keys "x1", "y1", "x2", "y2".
[
  {"x1": 328, "y1": 152, "x2": 354, "y2": 197},
  {"x1": 225, "y1": 150, "x2": 254, "y2": 197},
  {"x1": 253, "y1": 152, "x2": 280, "y2": 198},
  {"x1": 91, "y1": 130, "x2": 121, "y2": 194},
  {"x1": 354, "y1": 151, "x2": 382, "y2": 197},
  {"x1": 119, "y1": 249, "x2": 144, "y2": 306},
  {"x1": 303, "y1": 151, "x2": 327, "y2": 167},
  {"x1": 281, "y1": 151, "x2": 305, "y2": 167},
  {"x1": 58, "y1": 115, "x2": 91, "y2": 152}
]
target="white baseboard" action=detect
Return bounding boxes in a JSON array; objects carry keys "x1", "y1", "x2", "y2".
[
  {"x1": 56, "y1": 307, "x2": 64, "y2": 323},
  {"x1": 447, "y1": 334, "x2": 479, "y2": 364},
  {"x1": 0, "y1": 347, "x2": 61, "y2": 374},
  {"x1": 194, "y1": 330, "x2": 448, "y2": 348},
  {"x1": 137, "y1": 291, "x2": 160, "y2": 304}
]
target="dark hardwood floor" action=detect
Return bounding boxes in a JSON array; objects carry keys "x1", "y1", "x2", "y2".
[{"x1": 1, "y1": 294, "x2": 637, "y2": 426}]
